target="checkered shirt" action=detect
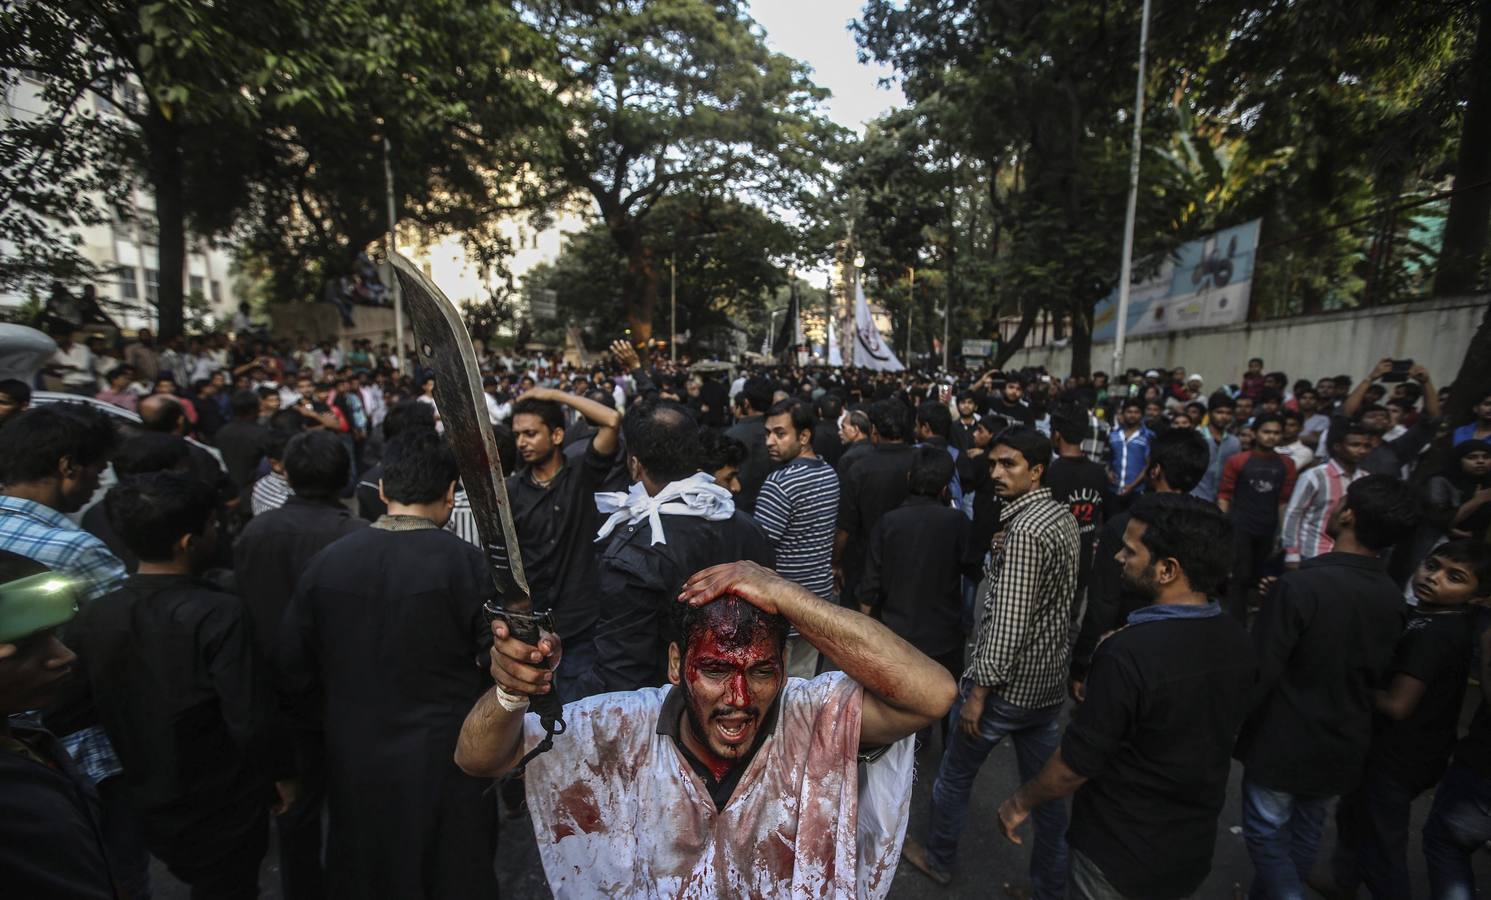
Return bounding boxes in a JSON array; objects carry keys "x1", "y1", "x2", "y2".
[
  {"x1": 0, "y1": 495, "x2": 127, "y2": 782},
  {"x1": 966, "y1": 486, "x2": 1081, "y2": 709}
]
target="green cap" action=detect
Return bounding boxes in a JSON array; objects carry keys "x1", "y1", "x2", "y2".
[{"x1": 0, "y1": 572, "x2": 79, "y2": 643}]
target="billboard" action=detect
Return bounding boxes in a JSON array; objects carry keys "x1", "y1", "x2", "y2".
[{"x1": 1092, "y1": 219, "x2": 1261, "y2": 343}]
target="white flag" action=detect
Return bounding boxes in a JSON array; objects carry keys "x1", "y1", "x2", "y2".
[
  {"x1": 851, "y1": 280, "x2": 904, "y2": 371},
  {"x1": 827, "y1": 317, "x2": 842, "y2": 367}
]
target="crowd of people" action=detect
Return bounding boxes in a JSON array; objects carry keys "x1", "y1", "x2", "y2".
[{"x1": 2, "y1": 317, "x2": 1491, "y2": 899}]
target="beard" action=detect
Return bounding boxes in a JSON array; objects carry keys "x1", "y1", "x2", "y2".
[{"x1": 1119, "y1": 562, "x2": 1160, "y2": 600}]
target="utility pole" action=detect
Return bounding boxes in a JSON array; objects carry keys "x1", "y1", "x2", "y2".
[
  {"x1": 669, "y1": 255, "x2": 677, "y2": 364},
  {"x1": 907, "y1": 266, "x2": 915, "y2": 363},
  {"x1": 944, "y1": 149, "x2": 955, "y2": 372},
  {"x1": 383, "y1": 136, "x2": 404, "y2": 371},
  {"x1": 1112, "y1": 0, "x2": 1153, "y2": 377}
]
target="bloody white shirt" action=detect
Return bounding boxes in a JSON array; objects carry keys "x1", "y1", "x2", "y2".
[{"x1": 521, "y1": 672, "x2": 914, "y2": 899}]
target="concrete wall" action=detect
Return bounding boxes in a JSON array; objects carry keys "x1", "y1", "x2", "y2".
[
  {"x1": 1002, "y1": 294, "x2": 1487, "y2": 383},
  {"x1": 269, "y1": 303, "x2": 399, "y2": 350}
]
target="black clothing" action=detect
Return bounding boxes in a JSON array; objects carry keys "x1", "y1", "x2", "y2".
[
  {"x1": 0, "y1": 723, "x2": 116, "y2": 900},
  {"x1": 698, "y1": 379, "x2": 729, "y2": 428},
  {"x1": 1064, "y1": 613, "x2": 1257, "y2": 899},
  {"x1": 71, "y1": 574, "x2": 272, "y2": 867},
  {"x1": 356, "y1": 462, "x2": 386, "y2": 521},
  {"x1": 1225, "y1": 451, "x2": 1293, "y2": 538},
  {"x1": 812, "y1": 420, "x2": 845, "y2": 467},
  {"x1": 1070, "y1": 512, "x2": 1145, "y2": 680},
  {"x1": 836, "y1": 439, "x2": 873, "y2": 478},
  {"x1": 500, "y1": 444, "x2": 618, "y2": 640},
  {"x1": 194, "y1": 396, "x2": 226, "y2": 439},
  {"x1": 950, "y1": 417, "x2": 980, "y2": 453},
  {"x1": 1044, "y1": 455, "x2": 1110, "y2": 593},
  {"x1": 81, "y1": 495, "x2": 139, "y2": 572},
  {"x1": 1361, "y1": 416, "x2": 1439, "y2": 477},
  {"x1": 656, "y1": 682, "x2": 781, "y2": 810},
  {"x1": 575, "y1": 510, "x2": 775, "y2": 697},
  {"x1": 279, "y1": 523, "x2": 496, "y2": 900},
  {"x1": 1369, "y1": 608, "x2": 1473, "y2": 791},
  {"x1": 187, "y1": 440, "x2": 237, "y2": 505},
  {"x1": 957, "y1": 449, "x2": 1002, "y2": 554},
  {"x1": 860, "y1": 496, "x2": 982, "y2": 657},
  {"x1": 1454, "y1": 701, "x2": 1491, "y2": 779},
  {"x1": 1236, "y1": 553, "x2": 1407, "y2": 797},
  {"x1": 235, "y1": 496, "x2": 369, "y2": 671},
  {"x1": 724, "y1": 414, "x2": 773, "y2": 513},
  {"x1": 214, "y1": 419, "x2": 273, "y2": 490},
  {"x1": 987, "y1": 396, "x2": 1034, "y2": 428},
  {"x1": 837, "y1": 442, "x2": 917, "y2": 602}
]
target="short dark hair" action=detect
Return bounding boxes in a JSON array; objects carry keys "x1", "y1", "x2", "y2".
[
  {"x1": 766, "y1": 398, "x2": 814, "y2": 438},
  {"x1": 380, "y1": 430, "x2": 458, "y2": 504},
  {"x1": 916, "y1": 400, "x2": 952, "y2": 439},
  {"x1": 1327, "y1": 421, "x2": 1373, "y2": 452},
  {"x1": 1252, "y1": 413, "x2": 1284, "y2": 431},
  {"x1": 107, "y1": 472, "x2": 215, "y2": 562},
  {"x1": 1049, "y1": 404, "x2": 1090, "y2": 445},
  {"x1": 622, "y1": 398, "x2": 701, "y2": 484},
  {"x1": 815, "y1": 393, "x2": 844, "y2": 421},
  {"x1": 269, "y1": 408, "x2": 307, "y2": 433},
  {"x1": 1146, "y1": 428, "x2": 1210, "y2": 493},
  {"x1": 1128, "y1": 493, "x2": 1234, "y2": 595},
  {"x1": 1120, "y1": 398, "x2": 1144, "y2": 413},
  {"x1": 1281, "y1": 410, "x2": 1303, "y2": 425},
  {"x1": 512, "y1": 397, "x2": 564, "y2": 432},
  {"x1": 0, "y1": 404, "x2": 118, "y2": 483},
  {"x1": 0, "y1": 378, "x2": 32, "y2": 405},
  {"x1": 908, "y1": 445, "x2": 955, "y2": 498},
  {"x1": 382, "y1": 400, "x2": 436, "y2": 441},
  {"x1": 738, "y1": 378, "x2": 773, "y2": 416},
  {"x1": 264, "y1": 428, "x2": 293, "y2": 463},
  {"x1": 1428, "y1": 539, "x2": 1491, "y2": 597},
  {"x1": 670, "y1": 595, "x2": 789, "y2": 670},
  {"x1": 284, "y1": 430, "x2": 350, "y2": 501},
  {"x1": 698, "y1": 429, "x2": 747, "y2": 472},
  {"x1": 230, "y1": 389, "x2": 261, "y2": 418},
  {"x1": 1342, "y1": 474, "x2": 1420, "y2": 551},
  {"x1": 113, "y1": 433, "x2": 190, "y2": 477},
  {"x1": 1207, "y1": 392, "x2": 1236, "y2": 411},
  {"x1": 105, "y1": 365, "x2": 132, "y2": 383},
  {"x1": 869, "y1": 399, "x2": 913, "y2": 442},
  {"x1": 992, "y1": 427, "x2": 1051, "y2": 471},
  {"x1": 843, "y1": 409, "x2": 871, "y2": 436}
]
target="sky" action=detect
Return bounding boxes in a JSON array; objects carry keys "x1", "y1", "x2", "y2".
[{"x1": 745, "y1": 0, "x2": 905, "y2": 134}]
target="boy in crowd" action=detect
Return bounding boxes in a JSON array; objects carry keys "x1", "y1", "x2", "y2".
[
  {"x1": 1235, "y1": 475, "x2": 1420, "y2": 900},
  {"x1": 1320, "y1": 539, "x2": 1488, "y2": 899},
  {"x1": 1218, "y1": 413, "x2": 1297, "y2": 621}
]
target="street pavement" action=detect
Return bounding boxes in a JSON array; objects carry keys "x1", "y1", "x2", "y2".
[{"x1": 153, "y1": 691, "x2": 1491, "y2": 899}]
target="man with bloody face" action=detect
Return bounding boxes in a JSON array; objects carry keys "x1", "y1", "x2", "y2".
[{"x1": 455, "y1": 561, "x2": 957, "y2": 898}]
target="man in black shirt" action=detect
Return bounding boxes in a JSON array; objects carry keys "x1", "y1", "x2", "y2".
[
  {"x1": 835, "y1": 400, "x2": 917, "y2": 607},
  {"x1": 355, "y1": 399, "x2": 436, "y2": 521},
  {"x1": 998, "y1": 493, "x2": 1256, "y2": 899},
  {"x1": 1235, "y1": 475, "x2": 1419, "y2": 900},
  {"x1": 950, "y1": 391, "x2": 983, "y2": 453},
  {"x1": 1045, "y1": 405, "x2": 1111, "y2": 609},
  {"x1": 234, "y1": 429, "x2": 367, "y2": 900},
  {"x1": 988, "y1": 377, "x2": 1035, "y2": 429},
  {"x1": 74, "y1": 472, "x2": 276, "y2": 898},
  {"x1": 723, "y1": 377, "x2": 775, "y2": 513},
  {"x1": 836, "y1": 407, "x2": 874, "y2": 476},
  {"x1": 214, "y1": 389, "x2": 273, "y2": 491},
  {"x1": 1069, "y1": 428, "x2": 1210, "y2": 694},
  {"x1": 811, "y1": 393, "x2": 846, "y2": 466},
  {"x1": 1323, "y1": 539, "x2": 1486, "y2": 898},
  {"x1": 574, "y1": 399, "x2": 774, "y2": 697},
  {"x1": 500, "y1": 387, "x2": 621, "y2": 698}
]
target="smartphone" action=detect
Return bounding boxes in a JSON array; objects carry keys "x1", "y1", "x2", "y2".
[{"x1": 1381, "y1": 359, "x2": 1414, "y2": 383}]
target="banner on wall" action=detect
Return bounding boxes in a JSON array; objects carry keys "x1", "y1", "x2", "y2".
[{"x1": 1092, "y1": 219, "x2": 1262, "y2": 343}]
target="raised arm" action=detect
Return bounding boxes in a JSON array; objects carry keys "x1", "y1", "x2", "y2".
[
  {"x1": 520, "y1": 386, "x2": 622, "y2": 456},
  {"x1": 678, "y1": 561, "x2": 957, "y2": 748},
  {"x1": 1342, "y1": 358, "x2": 1394, "y2": 420},
  {"x1": 454, "y1": 620, "x2": 562, "y2": 779}
]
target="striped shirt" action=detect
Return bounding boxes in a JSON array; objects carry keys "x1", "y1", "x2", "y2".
[
  {"x1": 1280, "y1": 459, "x2": 1366, "y2": 563},
  {"x1": 0, "y1": 494, "x2": 128, "y2": 783},
  {"x1": 967, "y1": 486, "x2": 1080, "y2": 709},
  {"x1": 753, "y1": 456, "x2": 840, "y2": 600},
  {"x1": 250, "y1": 471, "x2": 293, "y2": 516}
]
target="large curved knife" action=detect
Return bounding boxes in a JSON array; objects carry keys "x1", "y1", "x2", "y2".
[{"x1": 388, "y1": 252, "x2": 565, "y2": 770}]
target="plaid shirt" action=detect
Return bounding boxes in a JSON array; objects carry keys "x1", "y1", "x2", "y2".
[
  {"x1": 967, "y1": 486, "x2": 1080, "y2": 709},
  {"x1": 0, "y1": 495, "x2": 127, "y2": 782}
]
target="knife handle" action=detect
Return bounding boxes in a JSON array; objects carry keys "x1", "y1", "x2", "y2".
[{"x1": 484, "y1": 603, "x2": 567, "y2": 736}]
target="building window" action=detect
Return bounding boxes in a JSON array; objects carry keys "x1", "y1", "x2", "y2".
[
  {"x1": 116, "y1": 266, "x2": 138, "y2": 301},
  {"x1": 189, "y1": 275, "x2": 205, "y2": 297},
  {"x1": 144, "y1": 268, "x2": 159, "y2": 304},
  {"x1": 210, "y1": 280, "x2": 222, "y2": 303}
]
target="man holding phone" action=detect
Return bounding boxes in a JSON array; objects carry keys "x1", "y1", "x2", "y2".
[{"x1": 1336, "y1": 359, "x2": 1441, "y2": 478}]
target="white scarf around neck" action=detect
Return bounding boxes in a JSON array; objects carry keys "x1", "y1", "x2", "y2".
[{"x1": 594, "y1": 472, "x2": 735, "y2": 546}]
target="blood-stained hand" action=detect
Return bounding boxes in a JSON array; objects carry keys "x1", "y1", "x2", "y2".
[
  {"x1": 679, "y1": 560, "x2": 793, "y2": 616},
  {"x1": 488, "y1": 618, "x2": 562, "y2": 697}
]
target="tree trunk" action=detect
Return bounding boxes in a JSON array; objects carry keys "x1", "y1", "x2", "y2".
[
  {"x1": 1435, "y1": 0, "x2": 1491, "y2": 296},
  {"x1": 606, "y1": 217, "x2": 658, "y2": 346},
  {"x1": 1446, "y1": 298, "x2": 1491, "y2": 427},
  {"x1": 146, "y1": 106, "x2": 186, "y2": 340},
  {"x1": 993, "y1": 304, "x2": 1040, "y2": 369},
  {"x1": 1069, "y1": 305, "x2": 1093, "y2": 377}
]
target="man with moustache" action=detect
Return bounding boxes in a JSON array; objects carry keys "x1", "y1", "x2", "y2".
[{"x1": 458, "y1": 561, "x2": 956, "y2": 898}]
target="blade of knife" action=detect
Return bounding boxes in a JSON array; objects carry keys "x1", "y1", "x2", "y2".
[{"x1": 387, "y1": 252, "x2": 531, "y2": 611}]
